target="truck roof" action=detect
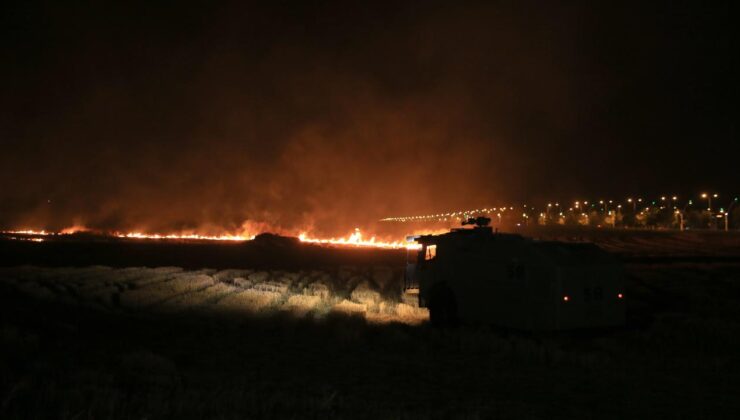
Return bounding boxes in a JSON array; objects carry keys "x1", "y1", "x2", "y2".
[
  {"x1": 415, "y1": 226, "x2": 524, "y2": 245},
  {"x1": 415, "y1": 227, "x2": 618, "y2": 266}
]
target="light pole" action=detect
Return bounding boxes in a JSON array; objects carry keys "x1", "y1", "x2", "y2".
[
  {"x1": 681, "y1": 200, "x2": 693, "y2": 231},
  {"x1": 701, "y1": 193, "x2": 718, "y2": 212},
  {"x1": 726, "y1": 197, "x2": 739, "y2": 232},
  {"x1": 701, "y1": 193, "x2": 719, "y2": 229},
  {"x1": 615, "y1": 204, "x2": 621, "y2": 228},
  {"x1": 676, "y1": 210, "x2": 684, "y2": 231},
  {"x1": 627, "y1": 198, "x2": 636, "y2": 213}
]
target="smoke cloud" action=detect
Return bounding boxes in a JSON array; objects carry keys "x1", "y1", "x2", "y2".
[{"x1": 1, "y1": 1, "x2": 736, "y2": 236}]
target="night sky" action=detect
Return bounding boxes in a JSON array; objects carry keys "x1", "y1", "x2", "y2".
[{"x1": 1, "y1": 1, "x2": 737, "y2": 235}]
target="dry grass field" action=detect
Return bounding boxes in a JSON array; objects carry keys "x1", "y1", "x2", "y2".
[
  {"x1": 2, "y1": 232, "x2": 740, "y2": 418},
  {"x1": 0, "y1": 265, "x2": 427, "y2": 325}
]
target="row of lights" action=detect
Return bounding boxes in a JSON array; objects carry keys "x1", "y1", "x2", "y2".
[
  {"x1": 379, "y1": 206, "x2": 520, "y2": 223},
  {"x1": 380, "y1": 193, "x2": 737, "y2": 222}
]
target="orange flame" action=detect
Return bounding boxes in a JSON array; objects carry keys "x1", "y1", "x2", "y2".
[
  {"x1": 116, "y1": 232, "x2": 255, "y2": 241},
  {"x1": 298, "y1": 228, "x2": 420, "y2": 250},
  {"x1": 4, "y1": 229, "x2": 52, "y2": 236},
  {"x1": 60, "y1": 225, "x2": 88, "y2": 234},
  {"x1": 2, "y1": 227, "x2": 421, "y2": 249}
]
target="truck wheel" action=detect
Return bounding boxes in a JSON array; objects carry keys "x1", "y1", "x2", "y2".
[{"x1": 429, "y1": 283, "x2": 459, "y2": 328}]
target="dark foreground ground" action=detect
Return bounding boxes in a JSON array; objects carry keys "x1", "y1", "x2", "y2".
[{"x1": 2, "y1": 231, "x2": 740, "y2": 418}]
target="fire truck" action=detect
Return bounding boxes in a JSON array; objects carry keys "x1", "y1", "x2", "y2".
[{"x1": 405, "y1": 217, "x2": 625, "y2": 330}]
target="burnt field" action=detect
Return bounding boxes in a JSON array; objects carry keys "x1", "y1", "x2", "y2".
[{"x1": 2, "y1": 231, "x2": 740, "y2": 418}]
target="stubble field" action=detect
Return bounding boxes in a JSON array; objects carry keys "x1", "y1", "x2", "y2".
[{"x1": 2, "y1": 230, "x2": 740, "y2": 418}]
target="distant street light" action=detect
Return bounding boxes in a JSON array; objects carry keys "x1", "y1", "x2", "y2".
[
  {"x1": 726, "y1": 198, "x2": 739, "y2": 232},
  {"x1": 701, "y1": 193, "x2": 719, "y2": 229},
  {"x1": 677, "y1": 200, "x2": 694, "y2": 231},
  {"x1": 627, "y1": 198, "x2": 637, "y2": 213},
  {"x1": 701, "y1": 193, "x2": 718, "y2": 211},
  {"x1": 676, "y1": 210, "x2": 684, "y2": 231}
]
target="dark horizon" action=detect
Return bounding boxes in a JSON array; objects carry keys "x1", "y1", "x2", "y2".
[{"x1": 2, "y1": 1, "x2": 737, "y2": 235}]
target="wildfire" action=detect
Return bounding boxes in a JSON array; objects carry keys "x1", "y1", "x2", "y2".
[
  {"x1": 1, "y1": 227, "x2": 421, "y2": 249},
  {"x1": 298, "y1": 228, "x2": 420, "y2": 250},
  {"x1": 4, "y1": 229, "x2": 52, "y2": 236},
  {"x1": 0, "y1": 230, "x2": 52, "y2": 242},
  {"x1": 60, "y1": 225, "x2": 88, "y2": 234},
  {"x1": 117, "y1": 232, "x2": 254, "y2": 241}
]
